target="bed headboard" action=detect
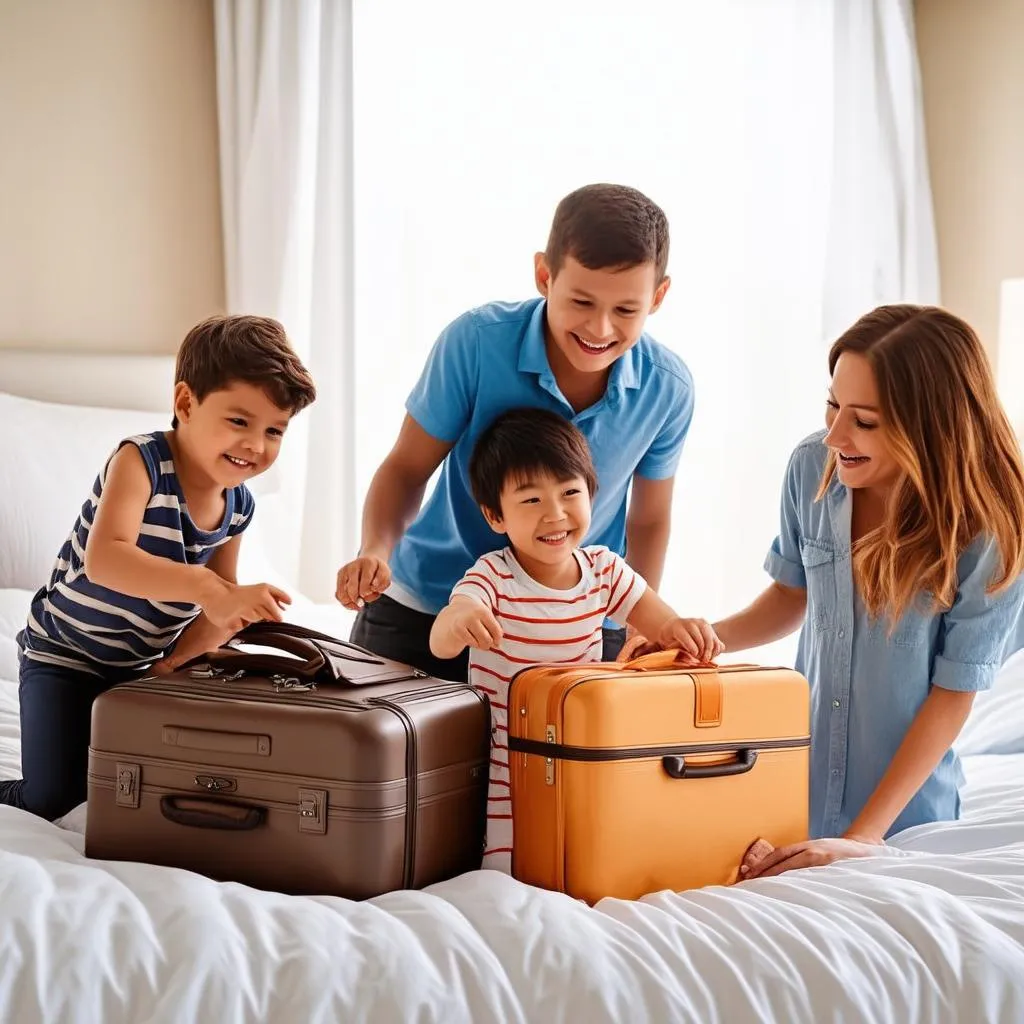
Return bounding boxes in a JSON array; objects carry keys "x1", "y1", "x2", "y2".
[{"x1": 0, "y1": 348, "x2": 175, "y2": 412}]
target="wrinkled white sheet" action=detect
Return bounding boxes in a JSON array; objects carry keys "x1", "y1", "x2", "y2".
[{"x1": 2, "y1": 588, "x2": 1023, "y2": 1023}]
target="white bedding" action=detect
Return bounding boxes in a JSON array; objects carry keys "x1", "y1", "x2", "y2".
[{"x1": 1, "y1": 587, "x2": 1023, "y2": 1023}]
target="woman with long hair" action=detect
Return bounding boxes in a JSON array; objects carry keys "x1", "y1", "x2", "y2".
[{"x1": 718, "y1": 305, "x2": 1024, "y2": 877}]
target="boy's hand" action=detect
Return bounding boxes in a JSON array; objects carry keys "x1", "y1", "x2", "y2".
[
  {"x1": 442, "y1": 600, "x2": 503, "y2": 653},
  {"x1": 151, "y1": 614, "x2": 235, "y2": 677},
  {"x1": 336, "y1": 554, "x2": 391, "y2": 610},
  {"x1": 201, "y1": 579, "x2": 291, "y2": 632},
  {"x1": 657, "y1": 616, "x2": 724, "y2": 664}
]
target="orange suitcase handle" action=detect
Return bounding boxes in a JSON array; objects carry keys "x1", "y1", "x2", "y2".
[{"x1": 615, "y1": 636, "x2": 717, "y2": 670}]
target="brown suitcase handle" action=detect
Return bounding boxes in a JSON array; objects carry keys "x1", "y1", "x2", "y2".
[
  {"x1": 237, "y1": 621, "x2": 388, "y2": 664},
  {"x1": 203, "y1": 630, "x2": 326, "y2": 680},
  {"x1": 160, "y1": 795, "x2": 266, "y2": 830},
  {"x1": 662, "y1": 748, "x2": 758, "y2": 779},
  {"x1": 187, "y1": 621, "x2": 408, "y2": 685}
]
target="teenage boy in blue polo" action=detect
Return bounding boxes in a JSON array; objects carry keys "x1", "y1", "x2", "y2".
[{"x1": 336, "y1": 183, "x2": 695, "y2": 680}]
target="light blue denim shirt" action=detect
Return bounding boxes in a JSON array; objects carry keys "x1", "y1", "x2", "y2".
[{"x1": 765, "y1": 430, "x2": 1024, "y2": 839}]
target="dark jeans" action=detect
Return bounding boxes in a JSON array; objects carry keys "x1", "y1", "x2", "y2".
[
  {"x1": 0, "y1": 655, "x2": 130, "y2": 820},
  {"x1": 349, "y1": 594, "x2": 627, "y2": 681}
]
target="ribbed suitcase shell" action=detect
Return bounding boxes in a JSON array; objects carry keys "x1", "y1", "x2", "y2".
[
  {"x1": 508, "y1": 654, "x2": 810, "y2": 902},
  {"x1": 86, "y1": 655, "x2": 489, "y2": 899}
]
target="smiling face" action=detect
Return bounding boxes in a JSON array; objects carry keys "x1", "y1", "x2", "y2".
[
  {"x1": 172, "y1": 379, "x2": 292, "y2": 488},
  {"x1": 482, "y1": 469, "x2": 593, "y2": 582},
  {"x1": 823, "y1": 352, "x2": 900, "y2": 493},
  {"x1": 535, "y1": 254, "x2": 670, "y2": 378}
]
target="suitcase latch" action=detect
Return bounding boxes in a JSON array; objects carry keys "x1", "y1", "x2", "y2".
[
  {"x1": 298, "y1": 788, "x2": 327, "y2": 834},
  {"x1": 545, "y1": 725, "x2": 556, "y2": 786},
  {"x1": 194, "y1": 774, "x2": 236, "y2": 793},
  {"x1": 115, "y1": 762, "x2": 141, "y2": 809}
]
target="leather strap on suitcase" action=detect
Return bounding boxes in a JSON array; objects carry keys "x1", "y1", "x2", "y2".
[{"x1": 186, "y1": 621, "x2": 426, "y2": 687}]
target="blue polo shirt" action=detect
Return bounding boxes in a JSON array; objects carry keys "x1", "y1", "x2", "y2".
[{"x1": 387, "y1": 297, "x2": 694, "y2": 615}]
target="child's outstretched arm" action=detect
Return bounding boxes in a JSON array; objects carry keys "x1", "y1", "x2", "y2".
[
  {"x1": 149, "y1": 535, "x2": 246, "y2": 674},
  {"x1": 337, "y1": 416, "x2": 453, "y2": 609},
  {"x1": 626, "y1": 588, "x2": 723, "y2": 663},
  {"x1": 429, "y1": 596, "x2": 503, "y2": 661},
  {"x1": 86, "y1": 446, "x2": 290, "y2": 632},
  {"x1": 710, "y1": 582, "x2": 807, "y2": 653}
]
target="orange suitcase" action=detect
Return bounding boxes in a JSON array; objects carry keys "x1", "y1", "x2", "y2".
[{"x1": 507, "y1": 648, "x2": 810, "y2": 903}]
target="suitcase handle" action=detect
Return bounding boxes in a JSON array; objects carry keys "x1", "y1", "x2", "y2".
[
  {"x1": 615, "y1": 637, "x2": 718, "y2": 671},
  {"x1": 238, "y1": 621, "x2": 389, "y2": 665},
  {"x1": 160, "y1": 795, "x2": 266, "y2": 830},
  {"x1": 662, "y1": 748, "x2": 758, "y2": 779},
  {"x1": 190, "y1": 622, "x2": 412, "y2": 685},
  {"x1": 204, "y1": 644, "x2": 324, "y2": 681}
]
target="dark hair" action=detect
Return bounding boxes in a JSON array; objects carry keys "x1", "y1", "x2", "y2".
[
  {"x1": 545, "y1": 183, "x2": 670, "y2": 283},
  {"x1": 173, "y1": 315, "x2": 316, "y2": 427},
  {"x1": 469, "y1": 408, "x2": 598, "y2": 519}
]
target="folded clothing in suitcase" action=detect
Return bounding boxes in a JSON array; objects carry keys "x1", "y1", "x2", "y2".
[
  {"x1": 508, "y1": 648, "x2": 810, "y2": 903},
  {"x1": 86, "y1": 622, "x2": 490, "y2": 899}
]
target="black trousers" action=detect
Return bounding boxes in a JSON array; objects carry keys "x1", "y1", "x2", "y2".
[
  {"x1": 349, "y1": 594, "x2": 627, "y2": 681},
  {"x1": 0, "y1": 655, "x2": 135, "y2": 820}
]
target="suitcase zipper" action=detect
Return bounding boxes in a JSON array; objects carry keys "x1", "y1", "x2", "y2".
[
  {"x1": 116, "y1": 679, "x2": 365, "y2": 709},
  {"x1": 508, "y1": 734, "x2": 809, "y2": 761},
  {"x1": 365, "y1": 697, "x2": 418, "y2": 888},
  {"x1": 115, "y1": 678, "x2": 473, "y2": 711}
]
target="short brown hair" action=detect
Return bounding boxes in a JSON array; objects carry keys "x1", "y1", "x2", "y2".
[
  {"x1": 174, "y1": 315, "x2": 316, "y2": 425},
  {"x1": 469, "y1": 408, "x2": 598, "y2": 519},
  {"x1": 545, "y1": 183, "x2": 670, "y2": 283}
]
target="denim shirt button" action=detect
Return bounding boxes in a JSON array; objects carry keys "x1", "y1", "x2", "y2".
[
  {"x1": 832, "y1": 699, "x2": 841, "y2": 708},
  {"x1": 838, "y1": 629, "x2": 845, "y2": 639}
]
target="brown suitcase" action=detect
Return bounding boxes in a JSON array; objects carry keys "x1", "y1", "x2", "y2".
[{"x1": 85, "y1": 622, "x2": 490, "y2": 899}]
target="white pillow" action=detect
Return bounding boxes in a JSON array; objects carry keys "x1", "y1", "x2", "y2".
[
  {"x1": 0, "y1": 588, "x2": 33, "y2": 681},
  {"x1": 0, "y1": 393, "x2": 161, "y2": 591},
  {"x1": 0, "y1": 390, "x2": 284, "y2": 593}
]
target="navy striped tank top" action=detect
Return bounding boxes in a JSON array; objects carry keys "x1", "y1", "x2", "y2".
[{"x1": 19, "y1": 432, "x2": 254, "y2": 675}]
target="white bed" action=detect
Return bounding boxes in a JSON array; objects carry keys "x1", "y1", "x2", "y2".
[{"x1": 1, "y1": 353, "x2": 1024, "y2": 1023}]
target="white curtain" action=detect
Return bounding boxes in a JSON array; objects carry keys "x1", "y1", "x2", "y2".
[
  {"x1": 823, "y1": 0, "x2": 940, "y2": 338},
  {"x1": 213, "y1": 0, "x2": 355, "y2": 602},
  {"x1": 349, "y1": 0, "x2": 938, "y2": 661},
  {"x1": 213, "y1": 0, "x2": 938, "y2": 656}
]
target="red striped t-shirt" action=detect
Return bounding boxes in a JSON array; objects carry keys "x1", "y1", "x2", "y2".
[{"x1": 451, "y1": 545, "x2": 646, "y2": 873}]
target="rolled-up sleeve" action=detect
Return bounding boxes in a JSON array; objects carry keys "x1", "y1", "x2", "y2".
[
  {"x1": 932, "y1": 537, "x2": 1024, "y2": 693},
  {"x1": 763, "y1": 446, "x2": 807, "y2": 589}
]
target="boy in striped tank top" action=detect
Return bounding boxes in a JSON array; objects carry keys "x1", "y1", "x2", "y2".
[
  {"x1": 429, "y1": 409, "x2": 724, "y2": 872},
  {"x1": 3, "y1": 315, "x2": 316, "y2": 821}
]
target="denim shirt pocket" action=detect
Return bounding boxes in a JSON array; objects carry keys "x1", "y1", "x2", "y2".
[{"x1": 801, "y1": 537, "x2": 837, "y2": 632}]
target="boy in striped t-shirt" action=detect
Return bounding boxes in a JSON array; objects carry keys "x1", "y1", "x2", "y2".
[
  {"x1": 3, "y1": 316, "x2": 316, "y2": 822},
  {"x1": 430, "y1": 408, "x2": 724, "y2": 872}
]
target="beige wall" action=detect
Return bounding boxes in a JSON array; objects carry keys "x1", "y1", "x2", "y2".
[
  {"x1": 916, "y1": 0, "x2": 1024, "y2": 358},
  {"x1": 0, "y1": 0, "x2": 224, "y2": 354}
]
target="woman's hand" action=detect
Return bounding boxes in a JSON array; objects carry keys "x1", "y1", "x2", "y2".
[{"x1": 740, "y1": 835, "x2": 886, "y2": 879}]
